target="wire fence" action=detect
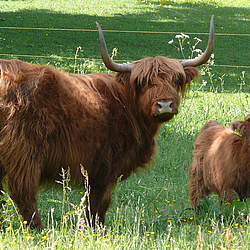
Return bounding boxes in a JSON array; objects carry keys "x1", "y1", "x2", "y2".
[
  {"x1": 1, "y1": 26, "x2": 250, "y2": 37},
  {"x1": 0, "y1": 26, "x2": 250, "y2": 69}
]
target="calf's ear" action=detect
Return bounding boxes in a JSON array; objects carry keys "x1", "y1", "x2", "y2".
[
  {"x1": 244, "y1": 114, "x2": 250, "y2": 122},
  {"x1": 184, "y1": 67, "x2": 200, "y2": 84}
]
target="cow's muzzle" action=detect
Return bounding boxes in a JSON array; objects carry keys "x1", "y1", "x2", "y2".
[{"x1": 157, "y1": 101, "x2": 174, "y2": 114}]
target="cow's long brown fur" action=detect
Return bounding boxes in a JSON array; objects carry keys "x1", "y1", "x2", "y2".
[
  {"x1": 189, "y1": 115, "x2": 250, "y2": 207},
  {"x1": 0, "y1": 57, "x2": 199, "y2": 229}
]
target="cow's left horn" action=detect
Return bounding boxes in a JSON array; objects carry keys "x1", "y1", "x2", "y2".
[
  {"x1": 180, "y1": 15, "x2": 214, "y2": 67},
  {"x1": 96, "y1": 22, "x2": 134, "y2": 72}
]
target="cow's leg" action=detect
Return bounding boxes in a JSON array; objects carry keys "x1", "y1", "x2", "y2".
[
  {"x1": 7, "y1": 166, "x2": 44, "y2": 230},
  {"x1": 222, "y1": 189, "x2": 239, "y2": 204},
  {"x1": 0, "y1": 118, "x2": 49, "y2": 230},
  {"x1": 10, "y1": 191, "x2": 43, "y2": 230},
  {"x1": 87, "y1": 184, "x2": 112, "y2": 228},
  {"x1": 0, "y1": 162, "x2": 6, "y2": 194},
  {"x1": 96, "y1": 191, "x2": 111, "y2": 225},
  {"x1": 0, "y1": 162, "x2": 6, "y2": 207},
  {"x1": 189, "y1": 157, "x2": 208, "y2": 208}
]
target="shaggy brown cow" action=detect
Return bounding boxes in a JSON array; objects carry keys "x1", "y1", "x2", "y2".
[
  {"x1": 189, "y1": 114, "x2": 250, "y2": 208},
  {"x1": 0, "y1": 17, "x2": 214, "y2": 230}
]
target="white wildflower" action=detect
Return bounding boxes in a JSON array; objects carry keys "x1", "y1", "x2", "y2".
[
  {"x1": 175, "y1": 34, "x2": 183, "y2": 39},
  {"x1": 181, "y1": 33, "x2": 190, "y2": 38},
  {"x1": 168, "y1": 39, "x2": 174, "y2": 44},
  {"x1": 194, "y1": 37, "x2": 202, "y2": 42},
  {"x1": 193, "y1": 49, "x2": 202, "y2": 53}
]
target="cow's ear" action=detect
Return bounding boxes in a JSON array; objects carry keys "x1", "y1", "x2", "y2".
[{"x1": 184, "y1": 67, "x2": 200, "y2": 84}]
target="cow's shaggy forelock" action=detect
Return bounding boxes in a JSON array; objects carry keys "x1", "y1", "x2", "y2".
[
  {"x1": 130, "y1": 56, "x2": 194, "y2": 94},
  {"x1": 0, "y1": 57, "x2": 199, "y2": 229}
]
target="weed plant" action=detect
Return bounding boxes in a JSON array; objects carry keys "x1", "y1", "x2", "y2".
[{"x1": 0, "y1": 0, "x2": 250, "y2": 249}]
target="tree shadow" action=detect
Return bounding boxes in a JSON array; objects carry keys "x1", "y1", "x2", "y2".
[{"x1": 0, "y1": 0, "x2": 249, "y2": 92}]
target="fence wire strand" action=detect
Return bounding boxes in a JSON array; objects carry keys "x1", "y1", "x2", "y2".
[
  {"x1": 1, "y1": 26, "x2": 250, "y2": 36},
  {"x1": 0, "y1": 26, "x2": 250, "y2": 68}
]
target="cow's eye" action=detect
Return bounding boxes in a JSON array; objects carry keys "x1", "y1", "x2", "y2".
[{"x1": 174, "y1": 80, "x2": 179, "y2": 84}]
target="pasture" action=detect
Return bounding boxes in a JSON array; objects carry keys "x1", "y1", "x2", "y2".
[{"x1": 0, "y1": 0, "x2": 250, "y2": 248}]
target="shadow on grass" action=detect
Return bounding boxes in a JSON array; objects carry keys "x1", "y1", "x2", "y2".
[{"x1": 0, "y1": 1, "x2": 249, "y2": 88}]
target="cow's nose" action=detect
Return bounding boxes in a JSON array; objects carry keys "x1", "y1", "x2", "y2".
[{"x1": 157, "y1": 101, "x2": 173, "y2": 114}]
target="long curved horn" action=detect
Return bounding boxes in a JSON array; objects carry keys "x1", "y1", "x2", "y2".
[
  {"x1": 96, "y1": 22, "x2": 134, "y2": 72},
  {"x1": 180, "y1": 15, "x2": 214, "y2": 67}
]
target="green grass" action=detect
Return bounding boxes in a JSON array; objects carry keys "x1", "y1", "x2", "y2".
[
  {"x1": 0, "y1": 0, "x2": 250, "y2": 248},
  {"x1": 1, "y1": 90, "x2": 250, "y2": 248}
]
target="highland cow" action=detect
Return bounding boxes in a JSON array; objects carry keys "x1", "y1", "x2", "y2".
[
  {"x1": 189, "y1": 115, "x2": 250, "y2": 208},
  {"x1": 0, "y1": 17, "x2": 214, "y2": 229}
]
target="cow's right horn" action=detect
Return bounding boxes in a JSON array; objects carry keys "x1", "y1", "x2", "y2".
[{"x1": 96, "y1": 22, "x2": 134, "y2": 73}]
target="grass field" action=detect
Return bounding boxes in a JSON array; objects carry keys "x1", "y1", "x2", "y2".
[{"x1": 0, "y1": 0, "x2": 250, "y2": 249}]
